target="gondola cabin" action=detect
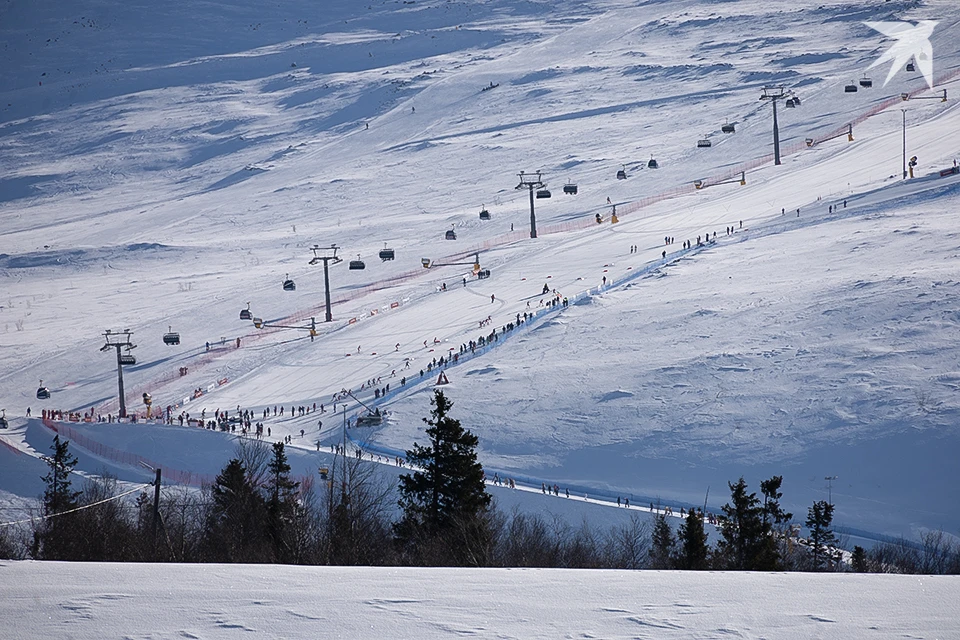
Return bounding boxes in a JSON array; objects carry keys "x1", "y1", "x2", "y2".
[
  {"x1": 697, "y1": 138, "x2": 712, "y2": 148},
  {"x1": 445, "y1": 229, "x2": 457, "y2": 240},
  {"x1": 282, "y1": 277, "x2": 296, "y2": 291},
  {"x1": 906, "y1": 62, "x2": 915, "y2": 72},
  {"x1": 785, "y1": 98, "x2": 796, "y2": 108},
  {"x1": 792, "y1": 96, "x2": 801, "y2": 106},
  {"x1": 721, "y1": 123, "x2": 736, "y2": 133},
  {"x1": 479, "y1": 208, "x2": 491, "y2": 220},
  {"x1": 647, "y1": 158, "x2": 659, "y2": 169},
  {"x1": 349, "y1": 256, "x2": 366, "y2": 270},
  {"x1": 119, "y1": 354, "x2": 137, "y2": 366},
  {"x1": 859, "y1": 77, "x2": 873, "y2": 88},
  {"x1": 37, "y1": 384, "x2": 51, "y2": 400},
  {"x1": 163, "y1": 327, "x2": 180, "y2": 345},
  {"x1": 616, "y1": 168, "x2": 627, "y2": 180},
  {"x1": 240, "y1": 307, "x2": 252, "y2": 320},
  {"x1": 563, "y1": 183, "x2": 578, "y2": 195},
  {"x1": 378, "y1": 247, "x2": 395, "y2": 260},
  {"x1": 844, "y1": 84, "x2": 858, "y2": 93},
  {"x1": 0, "y1": 410, "x2": 8, "y2": 429},
  {"x1": 536, "y1": 189, "x2": 551, "y2": 199}
]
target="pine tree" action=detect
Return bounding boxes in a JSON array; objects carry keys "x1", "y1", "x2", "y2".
[
  {"x1": 265, "y1": 442, "x2": 300, "y2": 563},
  {"x1": 851, "y1": 545, "x2": 868, "y2": 572},
  {"x1": 717, "y1": 477, "x2": 767, "y2": 570},
  {"x1": 675, "y1": 509, "x2": 709, "y2": 570},
  {"x1": 36, "y1": 435, "x2": 83, "y2": 559},
  {"x1": 805, "y1": 500, "x2": 837, "y2": 571},
  {"x1": 42, "y1": 435, "x2": 81, "y2": 515},
  {"x1": 648, "y1": 511, "x2": 676, "y2": 569},
  {"x1": 755, "y1": 475, "x2": 793, "y2": 570},
  {"x1": 203, "y1": 458, "x2": 268, "y2": 562},
  {"x1": 396, "y1": 390, "x2": 491, "y2": 564}
]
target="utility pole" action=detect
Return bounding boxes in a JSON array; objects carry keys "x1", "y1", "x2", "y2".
[
  {"x1": 760, "y1": 86, "x2": 786, "y2": 165},
  {"x1": 101, "y1": 329, "x2": 135, "y2": 418},
  {"x1": 309, "y1": 245, "x2": 343, "y2": 322},
  {"x1": 825, "y1": 475, "x2": 838, "y2": 505},
  {"x1": 901, "y1": 109, "x2": 907, "y2": 179},
  {"x1": 152, "y1": 467, "x2": 162, "y2": 560},
  {"x1": 516, "y1": 171, "x2": 545, "y2": 239}
]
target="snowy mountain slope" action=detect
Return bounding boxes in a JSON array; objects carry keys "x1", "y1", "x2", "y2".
[{"x1": 2, "y1": 0, "x2": 960, "y2": 542}]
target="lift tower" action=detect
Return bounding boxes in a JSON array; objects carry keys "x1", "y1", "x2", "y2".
[
  {"x1": 101, "y1": 329, "x2": 135, "y2": 418},
  {"x1": 516, "y1": 171, "x2": 546, "y2": 239},
  {"x1": 309, "y1": 244, "x2": 343, "y2": 322}
]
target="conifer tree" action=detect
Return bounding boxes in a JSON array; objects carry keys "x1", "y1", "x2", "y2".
[
  {"x1": 265, "y1": 442, "x2": 300, "y2": 563},
  {"x1": 675, "y1": 509, "x2": 709, "y2": 570},
  {"x1": 203, "y1": 458, "x2": 267, "y2": 562},
  {"x1": 755, "y1": 475, "x2": 793, "y2": 570},
  {"x1": 36, "y1": 435, "x2": 83, "y2": 559},
  {"x1": 396, "y1": 390, "x2": 491, "y2": 564},
  {"x1": 805, "y1": 500, "x2": 837, "y2": 571},
  {"x1": 717, "y1": 477, "x2": 767, "y2": 570},
  {"x1": 648, "y1": 511, "x2": 676, "y2": 569}
]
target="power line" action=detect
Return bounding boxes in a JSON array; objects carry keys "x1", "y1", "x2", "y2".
[{"x1": 0, "y1": 483, "x2": 150, "y2": 528}]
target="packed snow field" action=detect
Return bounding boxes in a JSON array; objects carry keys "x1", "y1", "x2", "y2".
[
  {"x1": 1, "y1": 562, "x2": 959, "y2": 640},
  {"x1": 3, "y1": 0, "x2": 960, "y2": 557}
]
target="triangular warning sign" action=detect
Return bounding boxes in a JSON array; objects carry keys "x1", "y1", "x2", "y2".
[{"x1": 436, "y1": 371, "x2": 450, "y2": 385}]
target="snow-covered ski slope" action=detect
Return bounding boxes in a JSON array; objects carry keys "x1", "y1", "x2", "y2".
[
  {"x1": 2, "y1": 0, "x2": 960, "y2": 542},
  {"x1": 2, "y1": 561, "x2": 959, "y2": 640}
]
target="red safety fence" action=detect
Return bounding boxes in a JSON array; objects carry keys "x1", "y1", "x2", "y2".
[{"x1": 42, "y1": 418, "x2": 215, "y2": 487}]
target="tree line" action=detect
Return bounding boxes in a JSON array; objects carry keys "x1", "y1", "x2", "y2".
[{"x1": 1, "y1": 390, "x2": 957, "y2": 574}]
